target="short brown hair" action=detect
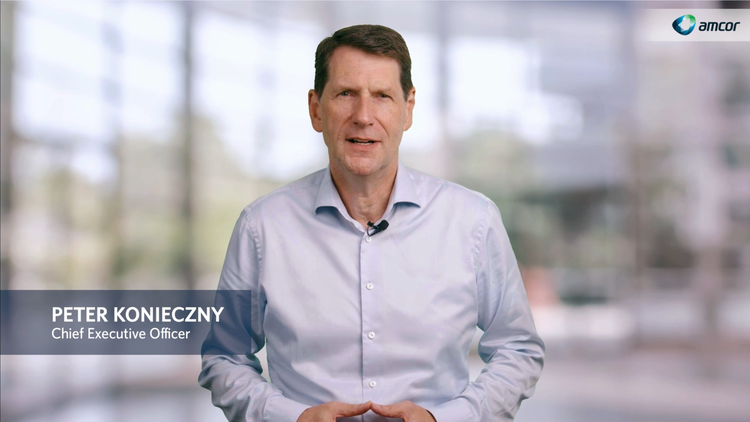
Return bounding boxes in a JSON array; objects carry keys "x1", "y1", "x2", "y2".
[{"x1": 314, "y1": 24, "x2": 413, "y2": 100}]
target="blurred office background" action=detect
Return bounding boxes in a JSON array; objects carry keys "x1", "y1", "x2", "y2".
[{"x1": 1, "y1": 1, "x2": 749, "y2": 421}]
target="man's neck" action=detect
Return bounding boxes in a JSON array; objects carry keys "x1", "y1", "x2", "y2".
[{"x1": 330, "y1": 161, "x2": 397, "y2": 230}]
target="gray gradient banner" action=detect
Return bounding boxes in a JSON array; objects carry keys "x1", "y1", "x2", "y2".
[{"x1": 1, "y1": 290, "x2": 252, "y2": 355}]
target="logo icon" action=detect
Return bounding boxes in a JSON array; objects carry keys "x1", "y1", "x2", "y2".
[{"x1": 672, "y1": 14, "x2": 697, "y2": 35}]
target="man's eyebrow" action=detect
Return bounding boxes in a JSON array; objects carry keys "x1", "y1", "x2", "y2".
[
  {"x1": 328, "y1": 84, "x2": 396, "y2": 95},
  {"x1": 373, "y1": 87, "x2": 396, "y2": 94},
  {"x1": 329, "y1": 84, "x2": 358, "y2": 93}
]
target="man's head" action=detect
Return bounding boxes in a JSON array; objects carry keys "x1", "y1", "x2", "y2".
[
  {"x1": 314, "y1": 25, "x2": 413, "y2": 100},
  {"x1": 308, "y1": 24, "x2": 416, "y2": 179}
]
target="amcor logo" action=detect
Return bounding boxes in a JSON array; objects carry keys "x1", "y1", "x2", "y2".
[
  {"x1": 672, "y1": 14, "x2": 696, "y2": 35},
  {"x1": 672, "y1": 14, "x2": 741, "y2": 35}
]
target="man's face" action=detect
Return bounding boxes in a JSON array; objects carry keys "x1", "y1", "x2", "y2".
[{"x1": 308, "y1": 46, "x2": 415, "y2": 178}]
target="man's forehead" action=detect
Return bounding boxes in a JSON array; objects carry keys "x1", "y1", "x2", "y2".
[{"x1": 327, "y1": 46, "x2": 401, "y2": 86}]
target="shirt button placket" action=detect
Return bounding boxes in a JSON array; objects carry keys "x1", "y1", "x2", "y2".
[{"x1": 360, "y1": 231, "x2": 380, "y2": 401}]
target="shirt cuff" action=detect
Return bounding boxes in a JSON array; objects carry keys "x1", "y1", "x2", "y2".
[
  {"x1": 426, "y1": 398, "x2": 474, "y2": 422},
  {"x1": 263, "y1": 395, "x2": 311, "y2": 422}
]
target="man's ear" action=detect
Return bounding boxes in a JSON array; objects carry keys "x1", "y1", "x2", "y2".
[
  {"x1": 403, "y1": 87, "x2": 416, "y2": 131},
  {"x1": 308, "y1": 89, "x2": 323, "y2": 133}
]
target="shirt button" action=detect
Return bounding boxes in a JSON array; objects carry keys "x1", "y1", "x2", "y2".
[
  {"x1": 367, "y1": 332, "x2": 375, "y2": 339},
  {"x1": 365, "y1": 236, "x2": 372, "y2": 243},
  {"x1": 369, "y1": 380, "x2": 377, "y2": 388},
  {"x1": 366, "y1": 283, "x2": 374, "y2": 290}
]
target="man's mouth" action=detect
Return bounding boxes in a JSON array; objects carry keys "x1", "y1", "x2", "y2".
[{"x1": 347, "y1": 139, "x2": 375, "y2": 145}]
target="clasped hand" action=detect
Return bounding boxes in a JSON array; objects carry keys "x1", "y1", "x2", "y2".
[{"x1": 297, "y1": 400, "x2": 437, "y2": 422}]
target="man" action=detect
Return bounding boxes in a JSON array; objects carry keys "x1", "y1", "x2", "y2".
[{"x1": 200, "y1": 24, "x2": 544, "y2": 422}]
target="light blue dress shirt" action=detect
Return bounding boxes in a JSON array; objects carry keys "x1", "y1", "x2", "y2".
[{"x1": 199, "y1": 161, "x2": 544, "y2": 422}]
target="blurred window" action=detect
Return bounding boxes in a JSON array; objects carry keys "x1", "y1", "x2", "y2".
[{"x1": 194, "y1": 11, "x2": 327, "y2": 180}]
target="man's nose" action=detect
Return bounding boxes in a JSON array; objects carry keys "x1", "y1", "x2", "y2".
[{"x1": 352, "y1": 96, "x2": 374, "y2": 126}]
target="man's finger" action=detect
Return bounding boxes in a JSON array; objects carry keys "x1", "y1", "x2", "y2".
[
  {"x1": 370, "y1": 402, "x2": 404, "y2": 418},
  {"x1": 335, "y1": 401, "x2": 372, "y2": 417}
]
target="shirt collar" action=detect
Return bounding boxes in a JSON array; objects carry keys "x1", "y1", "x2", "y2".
[{"x1": 314, "y1": 160, "x2": 422, "y2": 217}]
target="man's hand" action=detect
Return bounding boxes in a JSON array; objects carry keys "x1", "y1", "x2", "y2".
[
  {"x1": 297, "y1": 401, "x2": 372, "y2": 422},
  {"x1": 371, "y1": 401, "x2": 437, "y2": 422}
]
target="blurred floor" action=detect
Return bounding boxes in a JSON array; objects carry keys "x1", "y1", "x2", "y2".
[
  {"x1": 510, "y1": 351, "x2": 750, "y2": 422},
  {"x1": 3, "y1": 348, "x2": 750, "y2": 422}
]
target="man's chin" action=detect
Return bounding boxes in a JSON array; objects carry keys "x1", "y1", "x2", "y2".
[{"x1": 339, "y1": 158, "x2": 388, "y2": 178}]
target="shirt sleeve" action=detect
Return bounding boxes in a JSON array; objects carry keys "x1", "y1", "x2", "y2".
[
  {"x1": 427, "y1": 198, "x2": 545, "y2": 422},
  {"x1": 198, "y1": 209, "x2": 311, "y2": 422}
]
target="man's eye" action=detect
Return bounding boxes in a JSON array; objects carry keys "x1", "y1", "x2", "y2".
[
  {"x1": 379, "y1": 94, "x2": 389, "y2": 98},
  {"x1": 340, "y1": 91, "x2": 350, "y2": 96}
]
